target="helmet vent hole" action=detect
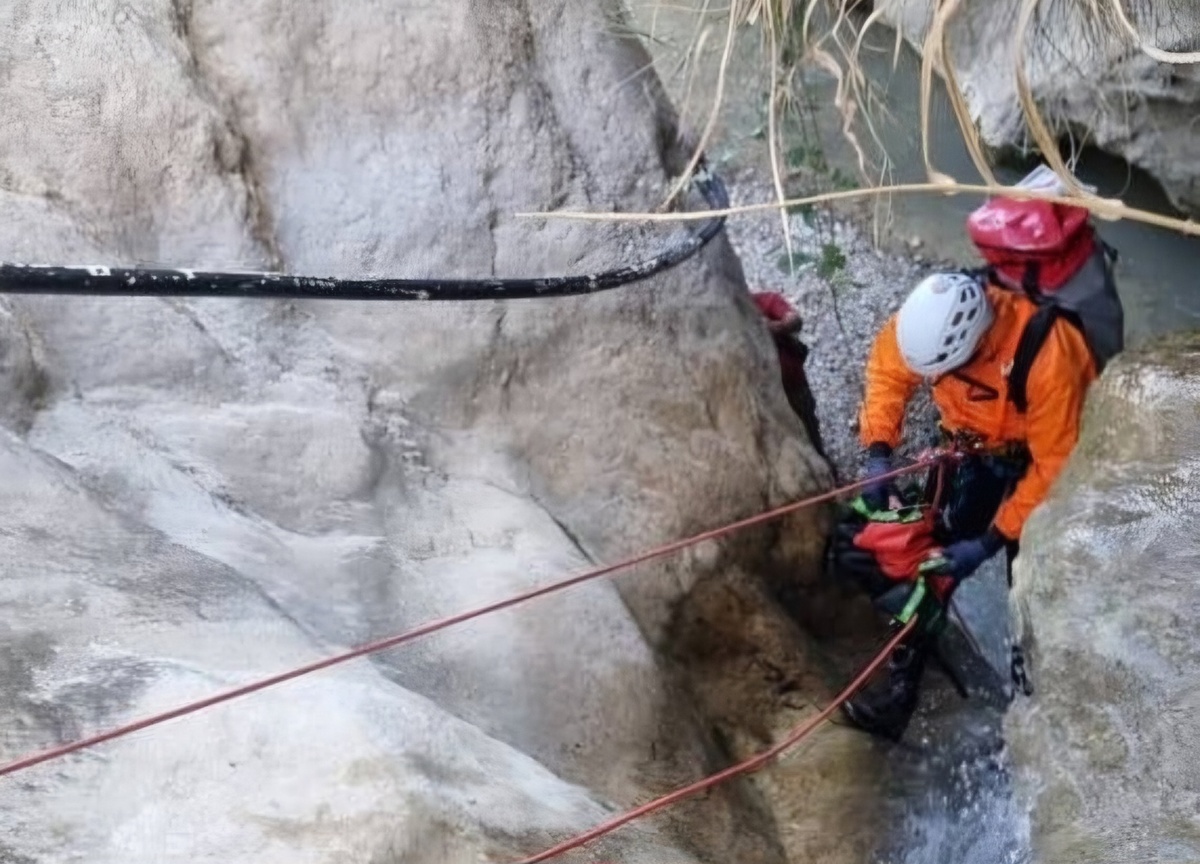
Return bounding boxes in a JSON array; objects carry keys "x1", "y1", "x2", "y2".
[{"x1": 900, "y1": 270, "x2": 992, "y2": 377}]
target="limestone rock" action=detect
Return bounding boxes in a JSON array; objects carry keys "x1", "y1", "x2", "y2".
[
  {"x1": 1007, "y1": 331, "x2": 1200, "y2": 862},
  {"x1": 0, "y1": 428, "x2": 700, "y2": 864},
  {"x1": 0, "y1": 1, "x2": 851, "y2": 862}
]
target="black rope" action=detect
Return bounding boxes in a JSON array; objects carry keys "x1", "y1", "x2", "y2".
[{"x1": 0, "y1": 163, "x2": 728, "y2": 302}]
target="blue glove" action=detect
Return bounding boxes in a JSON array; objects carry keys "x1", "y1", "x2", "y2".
[
  {"x1": 936, "y1": 528, "x2": 1006, "y2": 582},
  {"x1": 860, "y1": 442, "x2": 894, "y2": 512}
]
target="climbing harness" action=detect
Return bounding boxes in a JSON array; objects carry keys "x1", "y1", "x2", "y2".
[
  {"x1": 0, "y1": 164, "x2": 729, "y2": 301},
  {"x1": 831, "y1": 444, "x2": 1010, "y2": 706},
  {"x1": 836, "y1": 445, "x2": 959, "y2": 621},
  {"x1": 928, "y1": 432, "x2": 1036, "y2": 699},
  {"x1": 936, "y1": 427, "x2": 1030, "y2": 463}
]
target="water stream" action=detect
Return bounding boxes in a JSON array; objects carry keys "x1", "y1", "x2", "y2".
[{"x1": 801, "y1": 22, "x2": 1200, "y2": 349}]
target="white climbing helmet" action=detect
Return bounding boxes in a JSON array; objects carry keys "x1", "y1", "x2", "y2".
[{"x1": 895, "y1": 272, "x2": 993, "y2": 378}]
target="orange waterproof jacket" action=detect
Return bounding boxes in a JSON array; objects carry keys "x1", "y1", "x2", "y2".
[{"x1": 858, "y1": 284, "x2": 1097, "y2": 541}]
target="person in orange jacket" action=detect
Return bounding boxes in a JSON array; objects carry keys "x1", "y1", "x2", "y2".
[{"x1": 842, "y1": 270, "x2": 1097, "y2": 741}]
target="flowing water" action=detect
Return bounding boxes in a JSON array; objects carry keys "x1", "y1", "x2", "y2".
[
  {"x1": 630, "y1": 4, "x2": 1200, "y2": 861},
  {"x1": 801, "y1": 27, "x2": 1200, "y2": 351}
]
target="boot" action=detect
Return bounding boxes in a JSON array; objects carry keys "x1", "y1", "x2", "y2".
[{"x1": 842, "y1": 637, "x2": 930, "y2": 742}]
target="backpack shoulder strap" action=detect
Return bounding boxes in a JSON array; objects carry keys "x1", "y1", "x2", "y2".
[{"x1": 1008, "y1": 305, "x2": 1063, "y2": 414}]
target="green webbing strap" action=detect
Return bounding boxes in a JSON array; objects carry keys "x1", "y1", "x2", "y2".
[
  {"x1": 895, "y1": 577, "x2": 927, "y2": 625},
  {"x1": 849, "y1": 495, "x2": 926, "y2": 523},
  {"x1": 893, "y1": 574, "x2": 947, "y2": 634},
  {"x1": 918, "y1": 555, "x2": 948, "y2": 575}
]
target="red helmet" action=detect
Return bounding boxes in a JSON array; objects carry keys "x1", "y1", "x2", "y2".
[{"x1": 966, "y1": 165, "x2": 1097, "y2": 292}]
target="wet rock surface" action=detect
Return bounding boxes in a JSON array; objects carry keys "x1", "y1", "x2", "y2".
[{"x1": 1008, "y1": 331, "x2": 1200, "y2": 863}]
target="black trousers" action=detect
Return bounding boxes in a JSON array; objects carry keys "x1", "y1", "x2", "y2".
[
  {"x1": 928, "y1": 450, "x2": 1034, "y2": 696},
  {"x1": 923, "y1": 451, "x2": 1026, "y2": 587}
]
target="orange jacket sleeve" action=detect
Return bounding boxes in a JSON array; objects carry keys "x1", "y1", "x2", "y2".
[
  {"x1": 858, "y1": 315, "x2": 922, "y2": 449},
  {"x1": 991, "y1": 319, "x2": 1097, "y2": 540}
]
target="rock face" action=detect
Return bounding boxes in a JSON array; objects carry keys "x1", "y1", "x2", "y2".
[
  {"x1": 874, "y1": 0, "x2": 1200, "y2": 215},
  {"x1": 0, "y1": 1, "x2": 860, "y2": 862},
  {"x1": 1007, "y1": 332, "x2": 1200, "y2": 863}
]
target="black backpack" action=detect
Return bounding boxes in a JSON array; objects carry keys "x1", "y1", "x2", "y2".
[{"x1": 1004, "y1": 239, "x2": 1123, "y2": 413}]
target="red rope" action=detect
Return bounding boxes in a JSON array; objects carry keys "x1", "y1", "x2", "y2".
[
  {"x1": 515, "y1": 617, "x2": 919, "y2": 864},
  {"x1": 0, "y1": 456, "x2": 942, "y2": 780}
]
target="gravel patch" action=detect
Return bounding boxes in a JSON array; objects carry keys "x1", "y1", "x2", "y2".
[{"x1": 721, "y1": 170, "x2": 944, "y2": 482}]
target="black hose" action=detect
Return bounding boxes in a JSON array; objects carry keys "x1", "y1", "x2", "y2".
[{"x1": 0, "y1": 163, "x2": 728, "y2": 301}]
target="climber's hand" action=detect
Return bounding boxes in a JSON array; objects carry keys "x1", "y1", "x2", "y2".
[
  {"x1": 860, "y1": 442, "x2": 895, "y2": 512},
  {"x1": 923, "y1": 529, "x2": 1005, "y2": 582}
]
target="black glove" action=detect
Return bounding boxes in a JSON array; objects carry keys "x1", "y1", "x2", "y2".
[
  {"x1": 926, "y1": 527, "x2": 1006, "y2": 582},
  {"x1": 860, "y1": 441, "x2": 894, "y2": 512}
]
